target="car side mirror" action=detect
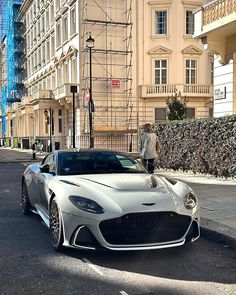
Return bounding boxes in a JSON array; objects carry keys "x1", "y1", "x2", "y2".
[{"x1": 40, "y1": 164, "x2": 50, "y2": 173}]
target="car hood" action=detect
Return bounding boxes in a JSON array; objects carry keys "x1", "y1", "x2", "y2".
[
  {"x1": 79, "y1": 173, "x2": 167, "y2": 191},
  {"x1": 56, "y1": 173, "x2": 183, "y2": 214}
]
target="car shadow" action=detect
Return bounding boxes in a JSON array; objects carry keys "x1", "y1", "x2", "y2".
[{"x1": 63, "y1": 237, "x2": 236, "y2": 285}]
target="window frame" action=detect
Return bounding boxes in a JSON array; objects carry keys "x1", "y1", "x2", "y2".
[
  {"x1": 155, "y1": 10, "x2": 167, "y2": 35},
  {"x1": 154, "y1": 59, "x2": 168, "y2": 85},
  {"x1": 185, "y1": 10, "x2": 194, "y2": 35},
  {"x1": 185, "y1": 59, "x2": 197, "y2": 84},
  {"x1": 155, "y1": 107, "x2": 167, "y2": 122}
]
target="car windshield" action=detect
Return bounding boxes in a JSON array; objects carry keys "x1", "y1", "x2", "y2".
[{"x1": 58, "y1": 151, "x2": 147, "y2": 175}]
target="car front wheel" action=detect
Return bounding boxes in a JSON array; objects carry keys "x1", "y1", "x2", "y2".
[{"x1": 49, "y1": 199, "x2": 64, "y2": 251}]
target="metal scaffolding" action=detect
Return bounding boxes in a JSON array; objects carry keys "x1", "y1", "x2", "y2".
[
  {"x1": 0, "y1": 0, "x2": 25, "y2": 135},
  {"x1": 80, "y1": 0, "x2": 135, "y2": 134}
]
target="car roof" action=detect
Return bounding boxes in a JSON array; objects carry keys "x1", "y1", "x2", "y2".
[{"x1": 54, "y1": 149, "x2": 128, "y2": 155}]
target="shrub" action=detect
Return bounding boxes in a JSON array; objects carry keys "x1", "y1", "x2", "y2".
[{"x1": 154, "y1": 115, "x2": 236, "y2": 178}]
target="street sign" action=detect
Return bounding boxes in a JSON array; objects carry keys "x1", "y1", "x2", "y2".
[
  {"x1": 215, "y1": 86, "x2": 226, "y2": 100},
  {"x1": 112, "y1": 79, "x2": 121, "y2": 88}
]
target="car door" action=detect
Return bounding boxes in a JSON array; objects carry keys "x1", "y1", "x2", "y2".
[{"x1": 37, "y1": 153, "x2": 56, "y2": 213}]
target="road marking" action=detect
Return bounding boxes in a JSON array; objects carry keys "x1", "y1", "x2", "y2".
[
  {"x1": 0, "y1": 189, "x2": 10, "y2": 194},
  {"x1": 0, "y1": 217, "x2": 26, "y2": 223},
  {"x1": 120, "y1": 291, "x2": 129, "y2": 295},
  {"x1": 82, "y1": 258, "x2": 104, "y2": 276}
]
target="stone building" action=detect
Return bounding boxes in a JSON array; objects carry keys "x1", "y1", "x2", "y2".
[{"x1": 2, "y1": 0, "x2": 213, "y2": 151}]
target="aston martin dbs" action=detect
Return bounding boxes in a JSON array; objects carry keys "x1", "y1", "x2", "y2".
[{"x1": 21, "y1": 149, "x2": 200, "y2": 251}]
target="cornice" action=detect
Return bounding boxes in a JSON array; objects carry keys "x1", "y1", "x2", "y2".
[
  {"x1": 148, "y1": 0, "x2": 172, "y2": 5},
  {"x1": 19, "y1": 0, "x2": 33, "y2": 19},
  {"x1": 181, "y1": 0, "x2": 203, "y2": 7}
]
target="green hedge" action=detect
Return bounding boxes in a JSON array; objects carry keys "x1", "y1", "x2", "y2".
[{"x1": 154, "y1": 115, "x2": 236, "y2": 178}]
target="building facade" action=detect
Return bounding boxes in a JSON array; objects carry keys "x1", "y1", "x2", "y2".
[
  {"x1": 133, "y1": 0, "x2": 213, "y2": 124},
  {"x1": 194, "y1": 0, "x2": 236, "y2": 117},
  {"x1": 1, "y1": 0, "x2": 214, "y2": 151}
]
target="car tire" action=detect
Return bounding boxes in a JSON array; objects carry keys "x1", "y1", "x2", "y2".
[
  {"x1": 49, "y1": 199, "x2": 64, "y2": 251},
  {"x1": 21, "y1": 180, "x2": 32, "y2": 216}
]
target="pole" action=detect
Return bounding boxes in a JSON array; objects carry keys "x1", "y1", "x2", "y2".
[
  {"x1": 72, "y1": 91, "x2": 75, "y2": 148},
  {"x1": 49, "y1": 107, "x2": 52, "y2": 152},
  {"x1": 89, "y1": 46, "x2": 94, "y2": 148}
]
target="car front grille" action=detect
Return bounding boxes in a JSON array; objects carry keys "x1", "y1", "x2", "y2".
[{"x1": 99, "y1": 212, "x2": 191, "y2": 245}]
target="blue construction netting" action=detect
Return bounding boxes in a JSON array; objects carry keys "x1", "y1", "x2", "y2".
[{"x1": 0, "y1": 0, "x2": 24, "y2": 136}]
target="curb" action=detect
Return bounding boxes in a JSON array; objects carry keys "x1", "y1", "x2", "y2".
[{"x1": 200, "y1": 218, "x2": 236, "y2": 249}]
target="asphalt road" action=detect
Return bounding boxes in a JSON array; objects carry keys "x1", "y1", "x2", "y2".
[{"x1": 0, "y1": 162, "x2": 235, "y2": 295}]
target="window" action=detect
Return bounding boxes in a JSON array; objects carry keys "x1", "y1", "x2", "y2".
[
  {"x1": 57, "y1": 67, "x2": 62, "y2": 86},
  {"x1": 62, "y1": 16, "x2": 68, "y2": 43},
  {"x1": 52, "y1": 74, "x2": 55, "y2": 89},
  {"x1": 155, "y1": 11, "x2": 167, "y2": 35},
  {"x1": 186, "y1": 59, "x2": 196, "y2": 84},
  {"x1": 70, "y1": 7, "x2": 76, "y2": 36},
  {"x1": 71, "y1": 58, "x2": 77, "y2": 83},
  {"x1": 42, "y1": 15, "x2": 45, "y2": 34},
  {"x1": 55, "y1": 0, "x2": 60, "y2": 11},
  {"x1": 46, "y1": 9, "x2": 49, "y2": 30},
  {"x1": 64, "y1": 63, "x2": 69, "y2": 83},
  {"x1": 58, "y1": 109, "x2": 62, "y2": 133},
  {"x1": 186, "y1": 108, "x2": 195, "y2": 119},
  {"x1": 56, "y1": 22, "x2": 61, "y2": 47},
  {"x1": 186, "y1": 11, "x2": 194, "y2": 35},
  {"x1": 155, "y1": 108, "x2": 167, "y2": 121},
  {"x1": 51, "y1": 35, "x2": 55, "y2": 58},
  {"x1": 46, "y1": 39, "x2": 50, "y2": 61},
  {"x1": 50, "y1": 4, "x2": 54, "y2": 24},
  {"x1": 155, "y1": 60, "x2": 167, "y2": 84}
]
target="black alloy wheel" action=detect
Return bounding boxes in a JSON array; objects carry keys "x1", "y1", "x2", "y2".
[
  {"x1": 21, "y1": 180, "x2": 32, "y2": 215},
  {"x1": 50, "y1": 199, "x2": 64, "y2": 251}
]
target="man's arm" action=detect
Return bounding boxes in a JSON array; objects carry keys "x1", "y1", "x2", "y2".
[{"x1": 156, "y1": 138, "x2": 161, "y2": 153}]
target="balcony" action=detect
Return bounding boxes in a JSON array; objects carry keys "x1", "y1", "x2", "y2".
[
  {"x1": 21, "y1": 96, "x2": 32, "y2": 105},
  {"x1": 193, "y1": 0, "x2": 236, "y2": 64},
  {"x1": 140, "y1": 84, "x2": 213, "y2": 98},
  {"x1": 33, "y1": 89, "x2": 54, "y2": 100},
  {"x1": 53, "y1": 83, "x2": 79, "y2": 100}
]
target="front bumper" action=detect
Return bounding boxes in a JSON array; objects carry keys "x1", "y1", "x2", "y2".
[{"x1": 61, "y1": 211, "x2": 200, "y2": 251}]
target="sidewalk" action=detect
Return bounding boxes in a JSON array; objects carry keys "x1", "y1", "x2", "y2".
[
  {"x1": 1, "y1": 147, "x2": 236, "y2": 249},
  {"x1": 157, "y1": 169, "x2": 236, "y2": 249}
]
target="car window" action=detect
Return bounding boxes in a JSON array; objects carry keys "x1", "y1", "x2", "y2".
[
  {"x1": 41, "y1": 153, "x2": 56, "y2": 174},
  {"x1": 116, "y1": 154, "x2": 144, "y2": 172},
  {"x1": 58, "y1": 152, "x2": 147, "y2": 175}
]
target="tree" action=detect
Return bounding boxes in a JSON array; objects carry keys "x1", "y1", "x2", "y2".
[{"x1": 166, "y1": 91, "x2": 189, "y2": 120}]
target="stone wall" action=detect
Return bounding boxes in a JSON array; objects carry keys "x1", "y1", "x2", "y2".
[{"x1": 154, "y1": 116, "x2": 236, "y2": 178}]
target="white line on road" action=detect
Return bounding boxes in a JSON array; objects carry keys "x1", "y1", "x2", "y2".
[
  {"x1": 120, "y1": 291, "x2": 129, "y2": 295},
  {"x1": 0, "y1": 189, "x2": 10, "y2": 194},
  {"x1": 82, "y1": 258, "x2": 104, "y2": 276}
]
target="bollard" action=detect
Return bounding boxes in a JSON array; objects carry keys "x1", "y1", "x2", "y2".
[{"x1": 32, "y1": 143, "x2": 36, "y2": 160}]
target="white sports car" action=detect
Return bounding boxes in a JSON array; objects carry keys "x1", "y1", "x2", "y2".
[{"x1": 21, "y1": 149, "x2": 200, "y2": 251}]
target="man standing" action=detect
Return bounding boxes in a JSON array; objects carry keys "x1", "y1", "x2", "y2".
[{"x1": 140, "y1": 123, "x2": 160, "y2": 173}]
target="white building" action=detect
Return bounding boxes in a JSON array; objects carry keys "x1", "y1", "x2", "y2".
[{"x1": 194, "y1": 0, "x2": 236, "y2": 117}]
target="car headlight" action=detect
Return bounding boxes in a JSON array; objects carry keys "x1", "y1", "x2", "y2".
[
  {"x1": 184, "y1": 192, "x2": 197, "y2": 209},
  {"x1": 69, "y1": 196, "x2": 104, "y2": 214}
]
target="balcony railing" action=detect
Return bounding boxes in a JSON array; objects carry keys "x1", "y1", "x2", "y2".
[
  {"x1": 34, "y1": 89, "x2": 53, "y2": 100},
  {"x1": 140, "y1": 84, "x2": 213, "y2": 98},
  {"x1": 203, "y1": 0, "x2": 236, "y2": 26},
  {"x1": 53, "y1": 83, "x2": 79, "y2": 99}
]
